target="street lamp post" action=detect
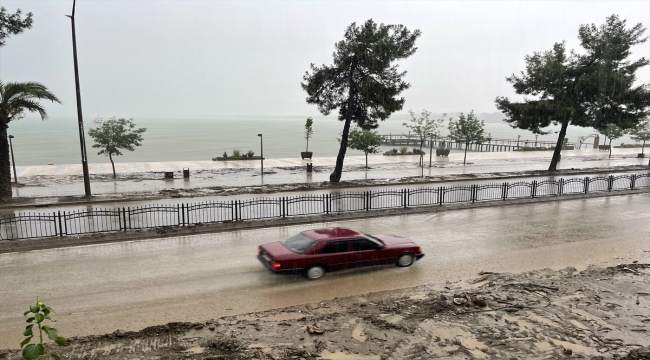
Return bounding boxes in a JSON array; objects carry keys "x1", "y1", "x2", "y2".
[
  {"x1": 517, "y1": 135, "x2": 521, "y2": 148},
  {"x1": 66, "y1": 0, "x2": 92, "y2": 197},
  {"x1": 8, "y1": 135, "x2": 17, "y2": 184},
  {"x1": 257, "y1": 134, "x2": 263, "y2": 175},
  {"x1": 429, "y1": 134, "x2": 434, "y2": 168},
  {"x1": 535, "y1": 134, "x2": 539, "y2": 147}
]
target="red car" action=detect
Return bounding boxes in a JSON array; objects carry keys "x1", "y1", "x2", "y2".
[{"x1": 257, "y1": 227, "x2": 424, "y2": 280}]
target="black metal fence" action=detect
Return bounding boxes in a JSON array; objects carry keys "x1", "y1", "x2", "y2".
[{"x1": 2, "y1": 173, "x2": 649, "y2": 241}]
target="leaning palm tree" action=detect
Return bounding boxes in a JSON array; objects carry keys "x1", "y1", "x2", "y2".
[{"x1": 0, "y1": 81, "x2": 61, "y2": 199}]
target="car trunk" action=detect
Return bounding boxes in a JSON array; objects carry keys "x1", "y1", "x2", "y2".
[{"x1": 259, "y1": 242, "x2": 296, "y2": 261}]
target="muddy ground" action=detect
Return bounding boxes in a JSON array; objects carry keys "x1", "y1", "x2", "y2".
[{"x1": 2, "y1": 263, "x2": 648, "y2": 360}]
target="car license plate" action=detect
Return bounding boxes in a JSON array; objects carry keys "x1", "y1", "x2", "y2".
[{"x1": 262, "y1": 254, "x2": 271, "y2": 262}]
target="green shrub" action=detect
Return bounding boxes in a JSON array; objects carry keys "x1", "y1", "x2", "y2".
[
  {"x1": 400, "y1": 146, "x2": 408, "y2": 154},
  {"x1": 615, "y1": 143, "x2": 643, "y2": 148},
  {"x1": 222, "y1": 151, "x2": 228, "y2": 158},
  {"x1": 21, "y1": 297, "x2": 66, "y2": 360},
  {"x1": 392, "y1": 148, "x2": 398, "y2": 154},
  {"x1": 232, "y1": 149, "x2": 241, "y2": 158},
  {"x1": 247, "y1": 150, "x2": 255, "y2": 157}
]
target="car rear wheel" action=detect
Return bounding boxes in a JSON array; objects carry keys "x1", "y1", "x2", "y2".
[
  {"x1": 305, "y1": 265, "x2": 325, "y2": 280},
  {"x1": 396, "y1": 253, "x2": 414, "y2": 267}
]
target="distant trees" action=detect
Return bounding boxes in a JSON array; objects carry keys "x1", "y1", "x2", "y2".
[
  {"x1": 302, "y1": 19, "x2": 421, "y2": 182},
  {"x1": 0, "y1": 81, "x2": 60, "y2": 199},
  {"x1": 496, "y1": 15, "x2": 650, "y2": 171},
  {"x1": 345, "y1": 128, "x2": 382, "y2": 169},
  {"x1": 598, "y1": 124, "x2": 624, "y2": 159},
  {"x1": 0, "y1": 6, "x2": 33, "y2": 46},
  {"x1": 304, "y1": 117, "x2": 313, "y2": 152},
  {"x1": 88, "y1": 117, "x2": 147, "y2": 178},
  {"x1": 629, "y1": 120, "x2": 650, "y2": 155},
  {"x1": 403, "y1": 109, "x2": 445, "y2": 167},
  {"x1": 447, "y1": 111, "x2": 488, "y2": 165}
]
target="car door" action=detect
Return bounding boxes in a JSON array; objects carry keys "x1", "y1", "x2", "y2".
[
  {"x1": 315, "y1": 240, "x2": 351, "y2": 271},
  {"x1": 349, "y1": 238, "x2": 383, "y2": 268}
]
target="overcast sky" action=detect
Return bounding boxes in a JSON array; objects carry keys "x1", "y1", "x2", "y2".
[{"x1": 1, "y1": 0, "x2": 649, "y2": 120}]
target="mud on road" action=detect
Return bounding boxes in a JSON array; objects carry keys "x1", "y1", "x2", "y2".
[{"x1": 2, "y1": 263, "x2": 648, "y2": 360}]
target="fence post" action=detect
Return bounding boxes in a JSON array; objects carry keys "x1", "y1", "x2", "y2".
[
  {"x1": 181, "y1": 204, "x2": 186, "y2": 226},
  {"x1": 502, "y1": 182, "x2": 507, "y2": 200},
  {"x1": 439, "y1": 186, "x2": 444, "y2": 206},
  {"x1": 127, "y1": 207, "x2": 131, "y2": 229},
  {"x1": 404, "y1": 189, "x2": 411, "y2": 208},
  {"x1": 532, "y1": 180, "x2": 537, "y2": 198},
  {"x1": 122, "y1": 207, "x2": 127, "y2": 231},
  {"x1": 631, "y1": 174, "x2": 636, "y2": 190},
  {"x1": 584, "y1": 177, "x2": 589, "y2": 193},
  {"x1": 608, "y1": 175, "x2": 613, "y2": 191},
  {"x1": 235, "y1": 200, "x2": 240, "y2": 221},
  {"x1": 471, "y1": 184, "x2": 476, "y2": 203},
  {"x1": 325, "y1": 194, "x2": 330, "y2": 214},
  {"x1": 365, "y1": 191, "x2": 370, "y2": 211},
  {"x1": 282, "y1": 197, "x2": 286, "y2": 219},
  {"x1": 57, "y1": 211, "x2": 63, "y2": 237},
  {"x1": 559, "y1": 178, "x2": 564, "y2": 196}
]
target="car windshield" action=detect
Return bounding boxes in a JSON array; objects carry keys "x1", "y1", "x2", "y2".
[
  {"x1": 363, "y1": 233, "x2": 385, "y2": 247},
  {"x1": 282, "y1": 233, "x2": 316, "y2": 254}
]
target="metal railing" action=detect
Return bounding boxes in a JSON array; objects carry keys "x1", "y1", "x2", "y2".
[{"x1": 1, "y1": 173, "x2": 649, "y2": 241}]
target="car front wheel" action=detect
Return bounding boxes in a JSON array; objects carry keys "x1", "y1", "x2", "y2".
[
  {"x1": 396, "y1": 253, "x2": 414, "y2": 267},
  {"x1": 305, "y1": 265, "x2": 325, "y2": 280}
]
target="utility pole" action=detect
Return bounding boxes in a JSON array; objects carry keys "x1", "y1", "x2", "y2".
[{"x1": 66, "y1": 0, "x2": 92, "y2": 197}]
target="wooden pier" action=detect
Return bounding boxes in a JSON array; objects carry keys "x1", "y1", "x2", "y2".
[{"x1": 380, "y1": 134, "x2": 571, "y2": 152}]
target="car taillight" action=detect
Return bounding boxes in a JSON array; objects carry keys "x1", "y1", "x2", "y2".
[
  {"x1": 272, "y1": 262, "x2": 281, "y2": 269},
  {"x1": 257, "y1": 248, "x2": 260, "y2": 254},
  {"x1": 417, "y1": 247, "x2": 422, "y2": 254}
]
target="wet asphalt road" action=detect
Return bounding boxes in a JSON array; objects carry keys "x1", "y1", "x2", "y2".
[{"x1": 0, "y1": 194, "x2": 649, "y2": 349}]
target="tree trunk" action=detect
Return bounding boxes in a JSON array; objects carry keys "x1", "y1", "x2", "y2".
[
  {"x1": 330, "y1": 68, "x2": 355, "y2": 183},
  {"x1": 642, "y1": 140, "x2": 645, "y2": 154},
  {"x1": 109, "y1": 153, "x2": 116, "y2": 178},
  {"x1": 0, "y1": 125, "x2": 12, "y2": 199},
  {"x1": 330, "y1": 118, "x2": 352, "y2": 182},
  {"x1": 419, "y1": 139, "x2": 424, "y2": 167},
  {"x1": 463, "y1": 142, "x2": 468, "y2": 165},
  {"x1": 548, "y1": 121, "x2": 568, "y2": 171},
  {"x1": 306, "y1": 138, "x2": 309, "y2": 152},
  {"x1": 609, "y1": 139, "x2": 612, "y2": 158},
  {"x1": 365, "y1": 152, "x2": 368, "y2": 169}
]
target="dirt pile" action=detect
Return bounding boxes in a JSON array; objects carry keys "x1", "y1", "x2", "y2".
[{"x1": 1, "y1": 263, "x2": 648, "y2": 359}]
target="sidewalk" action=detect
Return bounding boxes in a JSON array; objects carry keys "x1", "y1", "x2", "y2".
[
  {"x1": 14, "y1": 147, "x2": 648, "y2": 176},
  {"x1": 8, "y1": 148, "x2": 649, "y2": 207}
]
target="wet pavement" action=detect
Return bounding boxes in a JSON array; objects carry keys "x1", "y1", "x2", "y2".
[
  {"x1": 8, "y1": 148, "x2": 649, "y2": 203},
  {"x1": 3, "y1": 170, "x2": 646, "y2": 216},
  {"x1": 0, "y1": 193, "x2": 648, "y2": 349}
]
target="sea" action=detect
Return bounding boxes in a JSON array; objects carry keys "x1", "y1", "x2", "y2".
[{"x1": 8, "y1": 115, "x2": 637, "y2": 166}]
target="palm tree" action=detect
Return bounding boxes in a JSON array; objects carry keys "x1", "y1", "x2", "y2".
[{"x1": 0, "y1": 81, "x2": 61, "y2": 199}]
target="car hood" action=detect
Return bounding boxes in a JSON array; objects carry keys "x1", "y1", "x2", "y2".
[
  {"x1": 260, "y1": 242, "x2": 297, "y2": 260},
  {"x1": 373, "y1": 234, "x2": 417, "y2": 248}
]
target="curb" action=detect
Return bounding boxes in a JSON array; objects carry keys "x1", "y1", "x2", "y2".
[{"x1": 1, "y1": 188, "x2": 648, "y2": 254}]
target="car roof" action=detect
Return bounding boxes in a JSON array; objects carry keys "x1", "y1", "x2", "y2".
[{"x1": 301, "y1": 227, "x2": 365, "y2": 241}]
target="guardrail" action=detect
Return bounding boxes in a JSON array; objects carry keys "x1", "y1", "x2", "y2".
[{"x1": 1, "y1": 173, "x2": 649, "y2": 241}]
